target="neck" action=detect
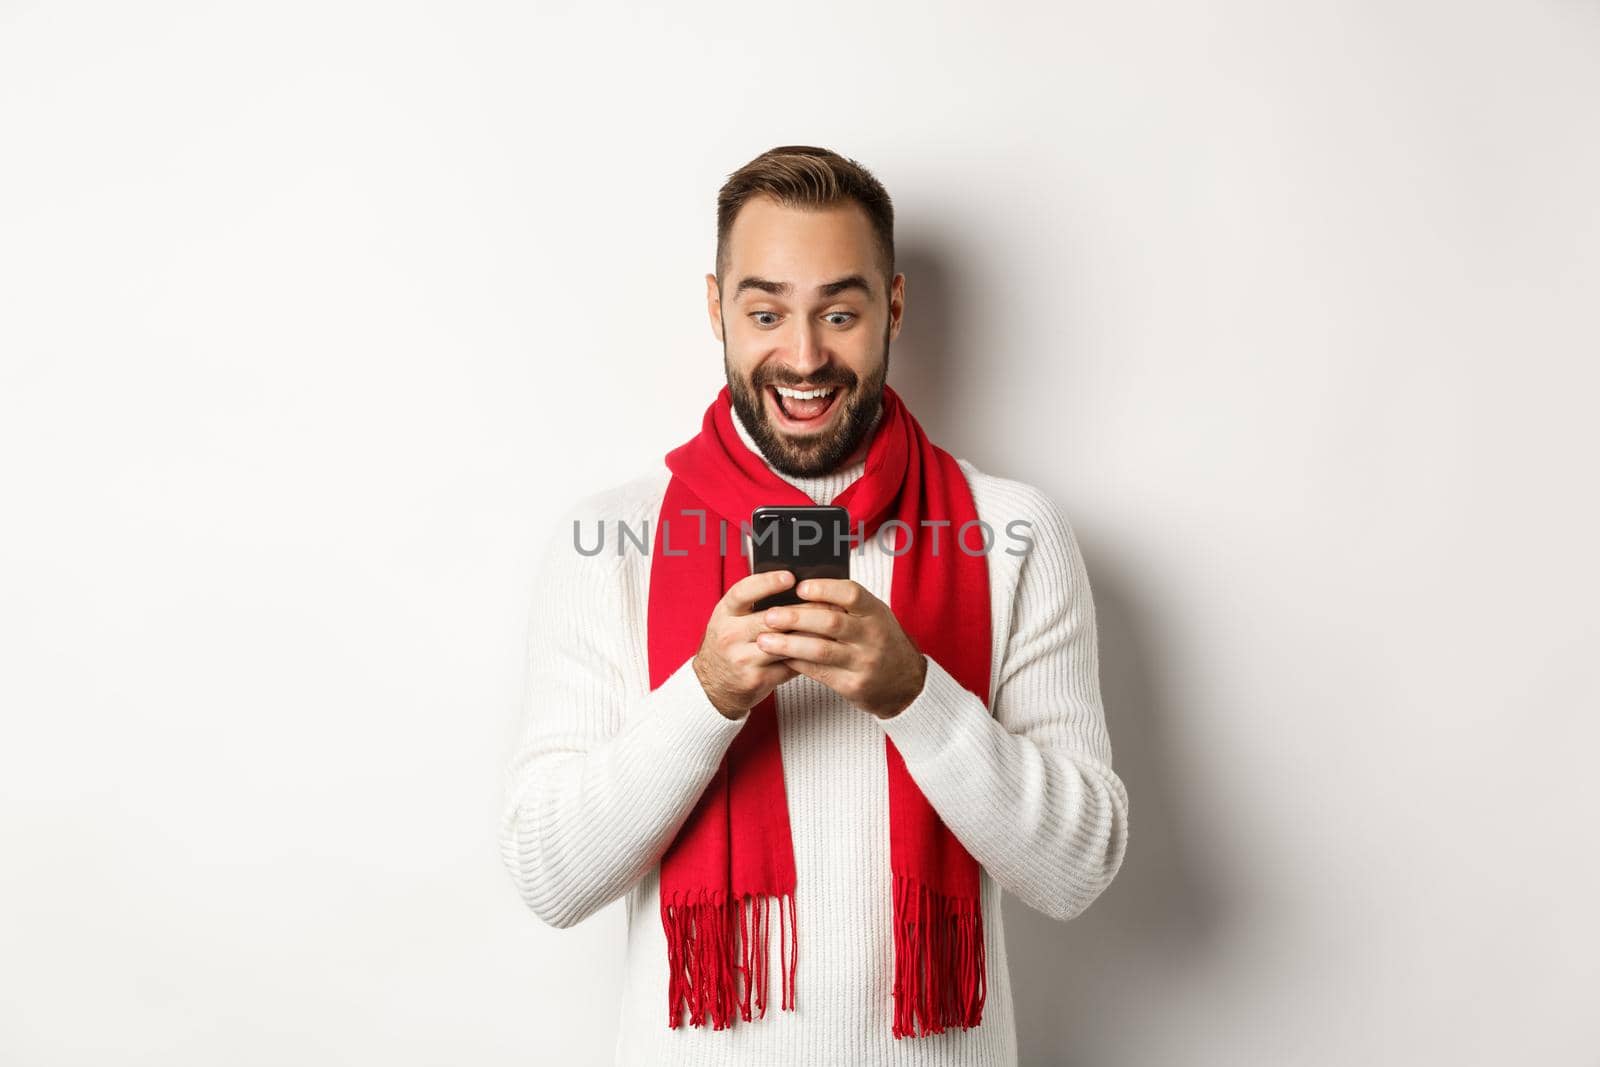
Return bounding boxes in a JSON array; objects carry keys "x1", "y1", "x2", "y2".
[{"x1": 729, "y1": 404, "x2": 883, "y2": 507}]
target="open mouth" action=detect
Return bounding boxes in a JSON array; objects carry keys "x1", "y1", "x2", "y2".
[{"x1": 766, "y1": 383, "x2": 844, "y2": 432}]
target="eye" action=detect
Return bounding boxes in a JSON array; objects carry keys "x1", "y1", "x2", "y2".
[
  {"x1": 750, "y1": 311, "x2": 781, "y2": 328},
  {"x1": 824, "y1": 311, "x2": 856, "y2": 327}
]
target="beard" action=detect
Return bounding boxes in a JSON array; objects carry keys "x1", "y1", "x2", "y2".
[{"x1": 724, "y1": 318, "x2": 891, "y2": 478}]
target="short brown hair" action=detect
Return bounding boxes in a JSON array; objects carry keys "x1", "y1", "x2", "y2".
[{"x1": 715, "y1": 145, "x2": 895, "y2": 293}]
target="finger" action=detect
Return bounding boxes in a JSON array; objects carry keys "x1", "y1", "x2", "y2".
[
  {"x1": 794, "y1": 577, "x2": 875, "y2": 615},
  {"x1": 752, "y1": 643, "x2": 796, "y2": 668},
  {"x1": 761, "y1": 604, "x2": 854, "y2": 640},
  {"x1": 721, "y1": 569, "x2": 795, "y2": 615},
  {"x1": 783, "y1": 655, "x2": 846, "y2": 693},
  {"x1": 729, "y1": 621, "x2": 794, "y2": 665},
  {"x1": 756, "y1": 630, "x2": 848, "y2": 667},
  {"x1": 726, "y1": 660, "x2": 798, "y2": 697},
  {"x1": 757, "y1": 661, "x2": 798, "y2": 687},
  {"x1": 747, "y1": 643, "x2": 792, "y2": 667},
  {"x1": 732, "y1": 611, "x2": 796, "y2": 649}
]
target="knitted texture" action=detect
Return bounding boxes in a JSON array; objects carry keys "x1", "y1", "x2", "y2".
[{"x1": 501, "y1": 402, "x2": 1130, "y2": 1067}]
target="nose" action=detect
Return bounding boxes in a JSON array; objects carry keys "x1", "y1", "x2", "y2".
[{"x1": 787, "y1": 318, "x2": 828, "y2": 377}]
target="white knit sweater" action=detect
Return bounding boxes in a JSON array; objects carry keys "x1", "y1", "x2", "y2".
[{"x1": 500, "y1": 407, "x2": 1130, "y2": 1067}]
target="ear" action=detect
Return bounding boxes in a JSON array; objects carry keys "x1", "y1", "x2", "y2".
[
  {"x1": 888, "y1": 272, "x2": 906, "y2": 341},
  {"x1": 705, "y1": 273, "x2": 724, "y2": 342}
]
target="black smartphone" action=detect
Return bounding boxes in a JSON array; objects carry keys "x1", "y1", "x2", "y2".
[{"x1": 745, "y1": 505, "x2": 852, "y2": 612}]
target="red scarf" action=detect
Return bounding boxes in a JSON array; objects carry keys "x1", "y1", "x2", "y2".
[{"x1": 647, "y1": 382, "x2": 992, "y2": 1038}]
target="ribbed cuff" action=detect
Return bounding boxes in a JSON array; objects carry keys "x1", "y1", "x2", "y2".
[
  {"x1": 877, "y1": 654, "x2": 987, "y2": 767},
  {"x1": 644, "y1": 656, "x2": 750, "y2": 772}
]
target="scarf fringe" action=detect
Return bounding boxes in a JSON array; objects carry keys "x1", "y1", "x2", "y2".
[
  {"x1": 891, "y1": 873, "x2": 987, "y2": 1038},
  {"x1": 664, "y1": 888, "x2": 796, "y2": 1030}
]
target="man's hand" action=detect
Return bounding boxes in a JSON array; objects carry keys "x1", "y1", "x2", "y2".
[
  {"x1": 692, "y1": 570, "x2": 802, "y2": 719},
  {"x1": 754, "y1": 578, "x2": 928, "y2": 720}
]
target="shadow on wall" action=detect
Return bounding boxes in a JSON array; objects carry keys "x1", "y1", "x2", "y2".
[
  {"x1": 890, "y1": 240, "x2": 1234, "y2": 1064},
  {"x1": 1004, "y1": 553, "x2": 1235, "y2": 1065},
  {"x1": 887, "y1": 242, "x2": 997, "y2": 471}
]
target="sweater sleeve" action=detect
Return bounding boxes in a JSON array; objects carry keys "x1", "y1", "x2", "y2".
[
  {"x1": 499, "y1": 497, "x2": 750, "y2": 929},
  {"x1": 876, "y1": 484, "x2": 1130, "y2": 922}
]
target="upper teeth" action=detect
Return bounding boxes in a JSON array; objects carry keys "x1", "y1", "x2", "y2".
[{"x1": 775, "y1": 386, "x2": 836, "y2": 400}]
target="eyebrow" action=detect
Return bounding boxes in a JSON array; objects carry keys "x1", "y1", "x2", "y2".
[{"x1": 732, "y1": 274, "x2": 875, "y2": 301}]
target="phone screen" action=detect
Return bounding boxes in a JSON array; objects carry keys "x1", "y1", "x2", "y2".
[{"x1": 746, "y1": 505, "x2": 852, "y2": 611}]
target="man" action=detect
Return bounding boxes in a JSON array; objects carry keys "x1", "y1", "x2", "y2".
[{"x1": 500, "y1": 145, "x2": 1130, "y2": 1067}]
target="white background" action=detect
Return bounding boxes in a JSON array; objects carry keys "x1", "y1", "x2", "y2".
[{"x1": 3, "y1": 2, "x2": 1596, "y2": 1064}]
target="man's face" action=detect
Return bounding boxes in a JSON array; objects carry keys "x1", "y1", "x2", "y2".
[{"x1": 707, "y1": 195, "x2": 904, "y2": 478}]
